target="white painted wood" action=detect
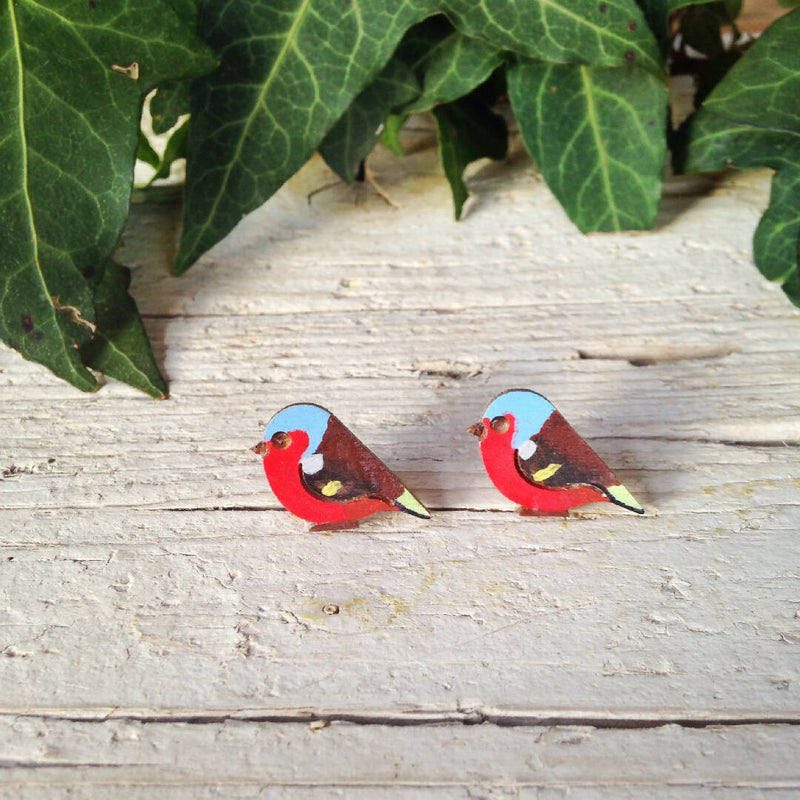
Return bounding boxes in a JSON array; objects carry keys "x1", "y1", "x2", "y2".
[
  {"x1": 1, "y1": 135, "x2": 799, "y2": 793},
  {"x1": 2, "y1": 719, "x2": 800, "y2": 797},
  {"x1": 2, "y1": 503, "x2": 799, "y2": 713}
]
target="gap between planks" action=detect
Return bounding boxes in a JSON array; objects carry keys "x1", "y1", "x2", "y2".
[{"x1": 3, "y1": 707, "x2": 800, "y2": 729}]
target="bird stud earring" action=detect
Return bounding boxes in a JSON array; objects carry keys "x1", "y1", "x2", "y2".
[
  {"x1": 468, "y1": 389, "x2": 644, "y2": 517},
  {"x1": 252, "y1": 403, "x2": 431, "y2": 531}
]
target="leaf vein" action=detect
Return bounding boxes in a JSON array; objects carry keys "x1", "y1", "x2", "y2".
[
  {"x1": 579, "y1": 64, "x2": 619, "y2": 229},
  {"x1": 184, "y1": 0, "x2": 314, "y2": 257}
]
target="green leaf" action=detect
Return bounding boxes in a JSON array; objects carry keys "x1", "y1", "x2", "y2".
[
  {"x1": 319, "y1": 58, "x2": 419, "y2": 183},
  {"x1": 175, "y1": 0, "x2": 660, "y2": 274},
  {"x1": 319, "y1": 14, "x2": 507, "y2": 183},
  {"x1": 320, "y1": 15, "x2": 506, "y2": 183},
  {"x1": 433, "y1": 96, "x2": 508, "y2": 220},
  {"x1": 752, "y1": 165, "x2": 800, "y2": 284},
  {"x1": 724, "y1": 0, "x2": 744, "y2": 18},
  {"x1": 685, "y1": 8, "x2": 800, "y2": 303},
  {"x1": 80, "y1": 260, "x2": 167, "y2": 399},
  {"x1": 163, "y1": 0, "x2": 204, "y2": 23},
  {"x1": 137, "y1": 131, "x2": 162, "y2": 170},
  {"x1": 380, "y1": 114, "x2": 410, "y2": 155},
  {"x1": 686, "y1": 11, "x2": 800, "y2": 136},
  {"x1": 150, "y1": 80, "x2": 191, "y2": 135},
  {"x1": 508, "y1": 60, "x2": 667, "y2": 232},
  {"x1": 400, "y1": 27, "x2": 504, "y2": 115},
  {"x1": 0, "y1": 1, "x2": 215, "y2": 392}
]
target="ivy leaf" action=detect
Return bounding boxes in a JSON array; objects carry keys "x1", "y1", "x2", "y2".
[
  {"x1": 319, "y1": 16, "x2": 504, "y2": 184},
  {"x1": 400, "y1": 27, "x2": 504, "y2": 115},
  {"x1": 80, "y1": 260, "x2": 167, "y2": 399},
  {"x1": 137, "y1": 131, "x2": 162, "y2": 170},
  {"x1": 319, "y1": 58, "x2": 419, "y2": 183},
  {"x1": 433, "y1": 95, "x2": 508, "y2": 219},
  {"x1": 508, "y1": 60, "x2": 667, "y2": 232},
  {"x1": 380, "y1": 114, "x2": 410, "y2": 155},
  {"x1": 753, "y1": 165, "x2": 800, "y2": 294},
  {"x1": 0, "y1": 1, "x2": 216, "y2": 392},
  {"x1": 684, "y1": 8, "x2": 800, "y2": 303},
  {"x1": 163, "y1": 0, "x2": 204, "y2": 23},
  {"x1": 175, "y1": 0, "x2": 660, "y2": 274}
]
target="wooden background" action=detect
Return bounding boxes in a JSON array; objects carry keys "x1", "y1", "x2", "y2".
[{"x1": 1, "y1": 128, "x2": 799, "y2": 796}]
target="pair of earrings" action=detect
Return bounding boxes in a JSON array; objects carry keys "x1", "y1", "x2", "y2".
[{"x1": 252, "y1": 389, "x2": 644, "y2": 532}]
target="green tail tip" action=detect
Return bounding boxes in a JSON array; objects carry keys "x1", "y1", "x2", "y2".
[
  {"x1": 395, "y1": 488, "x2": 431, "y2": 519},
  {"x1": 606, "y1": 484, "x2": 644, "y2": 514}
]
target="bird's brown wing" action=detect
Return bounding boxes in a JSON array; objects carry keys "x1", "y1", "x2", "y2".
[
  {"x1": 301, "y1": 413, "x2": 405, "y2": 503},
  {"x1": 515, "y1": 411, "x2": 620, "y2": 490}
]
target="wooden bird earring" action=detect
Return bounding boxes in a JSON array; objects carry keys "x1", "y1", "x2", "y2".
[
  {"x1": 468, "y1": 389, "x2": 644, "y2": 516},
  {"x1": 253, "y1": 403, "x2": 430, "y2": 531}
]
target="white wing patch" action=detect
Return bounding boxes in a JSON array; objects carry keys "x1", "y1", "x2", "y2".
[
  {"x1": 301, "y1": 453, "x2": 324, "y2": 475},
  {"x1": 517, "y1": 439, "x2": 537, "y2": 460}
]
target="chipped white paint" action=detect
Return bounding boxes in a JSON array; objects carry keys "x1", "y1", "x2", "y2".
[
  {"x1": 1, "y1": 719, "x2": 800, "y2": 796},
  {"x1": 1, "y1": 134, "x2": 799, "y2": 794}
]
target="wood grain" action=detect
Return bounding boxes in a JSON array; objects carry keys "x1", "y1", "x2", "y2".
[
  {"x1": 1, "y1": 719, "x2": 799, "y2": 797},
  {"x1": 1, "y1": 136, "x2": 799, "y2": 794}
]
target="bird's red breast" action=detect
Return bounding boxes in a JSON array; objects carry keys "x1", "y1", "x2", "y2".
[
  {"x1": 478, "y1": 412, "x2": 610, "y2": 513},
  {"x1": 260, "y1": 427, "x2": 392, "y2": 525}
]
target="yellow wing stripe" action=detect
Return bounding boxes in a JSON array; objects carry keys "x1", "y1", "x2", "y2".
[
  {"x1": 321, "y1": 480, "x2": 343, "y2": 497},
  {"x1": 533, "y1": 463, "x2": 562, "y2": 482}
]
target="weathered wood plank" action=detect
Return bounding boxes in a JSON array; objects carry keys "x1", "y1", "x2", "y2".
[
  {"x1": 2, "y1": 506, "x2": 798, "y2": 714},
  {"x1": 117, "y1": 147, "x2": 783, "y2": 317},
  {"x1": 2, "y1": 303, "x2": 799, "y2": 511},
  {"x1": 1, "y1": 719, "x2": 799, "y2": 797}
]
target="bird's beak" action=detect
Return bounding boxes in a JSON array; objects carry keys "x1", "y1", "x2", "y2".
[
  {"x1": 251, "y1": 441, "x2": 269, "y2": 456},
  {"x1": 467, "y1": 421, "x2": 486, "y2": 440}
]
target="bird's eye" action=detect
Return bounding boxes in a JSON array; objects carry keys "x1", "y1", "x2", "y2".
[
  {"x1": 270, "y1": 431, "x2": 291, "y2": 449},
  {"x1": 490, "y1": 415, "x2": 510, "y2": 433}
]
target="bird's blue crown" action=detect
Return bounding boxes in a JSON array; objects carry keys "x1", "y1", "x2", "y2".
[
  {"x1": 264, "y1": 403, "x2": 331, "y2": 457},
  {"x1": 483, "y1": 389, "x2": 555, "y2": 449}
]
